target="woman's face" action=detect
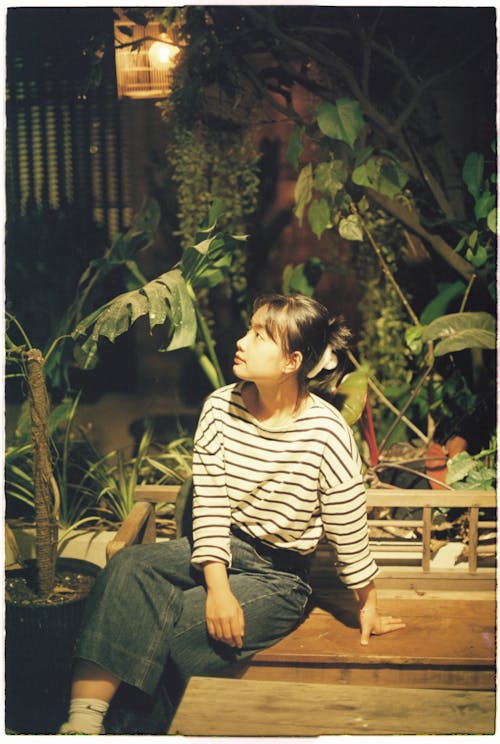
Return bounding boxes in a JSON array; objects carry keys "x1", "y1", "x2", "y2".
[{"x1": 233, "y1": 305, "x2": 292, "y2": 383}]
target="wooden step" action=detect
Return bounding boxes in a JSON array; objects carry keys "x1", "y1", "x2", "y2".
[
  {"x1": 169, "y1": 676, "x2": 496, "y2": 736},
  {"x1": 226, "y1": 591, "x2": 495, "y2": 690}
]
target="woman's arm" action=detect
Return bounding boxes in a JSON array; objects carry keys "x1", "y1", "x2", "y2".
[
  {"x1": 355, "y1": 581, "x2": 406, "y2": 645},
  {"x1": 203, "y1": 562, "x2": 245, "y2": 648}
]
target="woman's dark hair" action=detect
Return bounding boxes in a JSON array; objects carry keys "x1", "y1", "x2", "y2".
[{"x1": 252, "y1": 293, "x2": 352, "y2": 400}]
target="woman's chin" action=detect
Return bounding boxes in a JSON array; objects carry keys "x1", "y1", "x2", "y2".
[{"x1": 233, "y1": 364, "x2": 248, "y2": 380}]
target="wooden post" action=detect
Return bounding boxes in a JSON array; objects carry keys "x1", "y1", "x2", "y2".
[
  {"x1": 422, "y1": 505, "x2": 432, "y2": 572},
  {"x1": 26, "y1": 349, "x2": 58, "y2": 597},
  {"x1": 468, "y1": 506, "x2": 479, "y2": 573}
]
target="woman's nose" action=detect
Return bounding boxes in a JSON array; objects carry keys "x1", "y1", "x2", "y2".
[{"x1": 237, "y1": 332, "x2": 248, "y2": 350}]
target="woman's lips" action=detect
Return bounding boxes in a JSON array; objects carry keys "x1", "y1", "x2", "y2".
[{"x1": 233, "y1": 355, "x2": 245, "y2": 365}]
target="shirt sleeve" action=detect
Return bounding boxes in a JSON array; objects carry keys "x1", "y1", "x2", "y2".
[
  {"x1": 190, "y1": 395, "x2": 233, "y2": 568},
  {"x1": 319, "y1": 424, "x2": 379, "y2": 590}
]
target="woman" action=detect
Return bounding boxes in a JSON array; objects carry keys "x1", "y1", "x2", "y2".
[{"x1": 59, "y1": 293, "x2": 405, "y2": 735}]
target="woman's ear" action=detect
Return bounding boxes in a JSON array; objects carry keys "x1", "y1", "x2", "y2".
[{"x1": 284, "y1": 350, "x2": 303, "y2": 375}]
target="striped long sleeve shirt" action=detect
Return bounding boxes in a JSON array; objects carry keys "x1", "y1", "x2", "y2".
[{"x1": 191, "y1": 382, "x2": 378, "y2": 589}]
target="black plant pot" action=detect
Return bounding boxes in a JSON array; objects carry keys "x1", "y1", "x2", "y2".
[{"x1": 5, "y1": 557, "x2": 100, "y2": 734}]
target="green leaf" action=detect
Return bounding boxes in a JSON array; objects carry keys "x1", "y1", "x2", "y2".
[
  {"x1": 466, "y1": 243, "x2": 488, "y2": 268},
  {"x1": 160, "y1": 273, "x2": 197, "y2": 351},
  {"x1": 308, "y1": 198, "x2": 331, "y2": 238},
  {"x1": 487, "y1": 207, "x2": 497, "y2": 233},
  {"x1": 462, "y1": 152, "x2": 484, "y2": 200},
  {"x1": 405, "y1": 325, "x2": 423, "y2": 355},
  {"x1": 467, "y1": 229, "x2": 478, "y2": 248},
  {"x1": 354, "y1": 146, "x2": 374, "y2": 168},
  {"x1": 335, "y1": 370, "x2": 368, "y2": 426},
  {"x1": 420, "y1": 281, "x2": 466, "y2": 325},
  {"x1": 446, "y1": 451, "x2": 476, "y2": 485},
  {"x1": 352, "y1": 156, "x2": 408, "y2": 197},
  {"x1": 317, "y1": 98, "x2": 364, "y2": 149},
  {"x1": 286, "y1": 124, "x2": 304, "y2": 169},
  {"x1": 195, "y1": 198, "x2": 225, "y2": 238},
  {"x1": 474, "y1": 189, "x2": 496, "y2": 221},
  {"x1": 282, "y1": 259, "x2": 324, "y2": 297},
  {"x1": 313, "y1": 160, "x2": 347, "y2": 197},
  {"x1": 73, "y1": 269, "x2": 198, "y2": 367},
  {"x1": 454, "y1": 235, "x2": 467, "y2": 253},
  {"x1": 293, "y1": 163, "x2": 313, "y2": 225},
  {"x1": 422, "y1": 312, "x2": 496, "y2": 355},
  {"x1": 49, "y1": 399, "x2": 76, "y2": 434},
  {"x1": 339, "y1": 214, "x2": 364, "y2": 241}
]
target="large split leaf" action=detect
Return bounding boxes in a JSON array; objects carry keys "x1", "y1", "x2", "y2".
[
  {"x1": 73, "y1": 269, "x2": 196, "y2": 368},
  {"x1": 422, "y1": 311, "x2": 496, "y2": 356}
]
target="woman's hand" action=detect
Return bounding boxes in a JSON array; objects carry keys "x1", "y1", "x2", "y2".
[
  {"x1": 203, "y1": 562, "x2": 245, "y2": 648},
  {"x1": 355, "y1": 580, "x2": 406, "y2": 645}
]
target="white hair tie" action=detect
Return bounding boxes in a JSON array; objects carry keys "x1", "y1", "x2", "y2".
[{"x1": 306, "y1": 345, "x2": 338, "y2": 379}]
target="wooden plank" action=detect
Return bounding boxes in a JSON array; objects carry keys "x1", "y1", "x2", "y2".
[
  {"x1": 168, "y1": 677, "x2": 496, "y2": 735},
  {"x1": 134, "y1": 484, "x2": 180, "y2": 503},
  {"x1": 234, "y1": 663, "x2": 495, "y2": 691},
  {"x1": 422, "y1": 504, "x2": 432, "y2": 571},
  {"x1": 248, "y1": 598, "x2": 495, "y2": 668},
  {"x1": 106, "y1": 502, "x2": 155, "y2": 561},
  {"x1": 469, "y1": 506, "x2": 479, "y2": 572},
  {"x1": 365, "y1": 489, "x2": 496, "y2": 508}
]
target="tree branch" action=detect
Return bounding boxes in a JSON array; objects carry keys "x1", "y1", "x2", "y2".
[{"x1": 365, "y1": 188, "x2": 477, "y2": 283}]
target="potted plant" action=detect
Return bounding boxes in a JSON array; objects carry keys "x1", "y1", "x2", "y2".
[
  {"x1": 5, "y1": 201, "x2": 245, "y2": 732},
  {"x1": 5, "y1": 342, "x2": 102, "y2": 734}
]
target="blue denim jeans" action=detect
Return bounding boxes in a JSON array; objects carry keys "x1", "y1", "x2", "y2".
[{"x1": 74, "y1": 533, "x2": 312, "y2": 734}]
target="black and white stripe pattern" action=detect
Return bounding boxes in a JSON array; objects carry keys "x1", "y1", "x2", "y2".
[{"x1": 191, "y1": 383, "x2": 378, "y2": 589}]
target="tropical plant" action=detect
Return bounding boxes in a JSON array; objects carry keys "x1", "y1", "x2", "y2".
[
  {"x1": 5, "y1": 394, "x2": 101, "y2": 534},
  {"x1": 79, "y1": 424, "x2": 193, "y2": 525},
  {"x1": 446, "y1": 440, "x2": 496, "y2": 491},
  {"x1": 73, "y1": 199, "x2": 246, "y2": 389}
]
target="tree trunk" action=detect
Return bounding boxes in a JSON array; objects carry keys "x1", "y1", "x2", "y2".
[{"x1": 26, "y1": 349, "x2": 57, "y2": 597}]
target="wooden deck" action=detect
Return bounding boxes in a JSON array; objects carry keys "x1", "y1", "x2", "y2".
[
  {"x1": 229, "y1": 590, "x2": 496, "y2": 690},
  {"x1": 169, "y1": 676, "x2": 496, "y2": 736}
]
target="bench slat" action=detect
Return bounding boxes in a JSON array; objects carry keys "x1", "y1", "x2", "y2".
[{"x1": 169, "y1": 677, "x2": 495, "y2": 735}]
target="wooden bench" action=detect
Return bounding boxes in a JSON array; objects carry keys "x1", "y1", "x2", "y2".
[
  {"x1": 106, "y1": 485, "x2": 496, "y2": 691},
  {"x1": 168, "y1": 676, "x2": 496, "y2": 735}
]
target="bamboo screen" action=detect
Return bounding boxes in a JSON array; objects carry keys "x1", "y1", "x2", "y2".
[{"x1": 6, "y1": 57, "x2": 133, "y2": 241}]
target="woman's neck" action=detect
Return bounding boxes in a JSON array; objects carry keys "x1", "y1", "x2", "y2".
[{"x1": 243, "y1": 380, "x2": 309, "y2": 426}]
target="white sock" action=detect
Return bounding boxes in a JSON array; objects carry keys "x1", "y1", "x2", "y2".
[{"x1": 66, "y1": 697, "x2": 109, "y2": 734}]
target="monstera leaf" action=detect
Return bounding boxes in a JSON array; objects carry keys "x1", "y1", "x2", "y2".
[
  {"x1": 72, "y1": 205, "x2": 245, "y2": 372},
  {"x1": 73, "y1": 269, "x2": 197, "y2": 370}
]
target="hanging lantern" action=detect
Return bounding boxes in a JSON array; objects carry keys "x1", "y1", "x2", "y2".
[{"x1": 114, "y1": 9, "x2": 180, "y2": 100}]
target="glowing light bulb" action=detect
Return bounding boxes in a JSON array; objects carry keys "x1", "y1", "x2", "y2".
[{"x1": 148, "y1": 35, "x2": 179, "y2": 70}]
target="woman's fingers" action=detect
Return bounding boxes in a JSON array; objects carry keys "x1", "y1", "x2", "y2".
[
  {"x1": 208, "y1": 615, "x2": 245, "y2": 647},
  {"x1": 373, "y1": 615, "x2": 406, "y2": 635}
]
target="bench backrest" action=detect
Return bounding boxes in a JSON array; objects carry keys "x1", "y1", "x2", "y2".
[{"x1": 134, "y1": 484, "x2": 496, "y2": 574}]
